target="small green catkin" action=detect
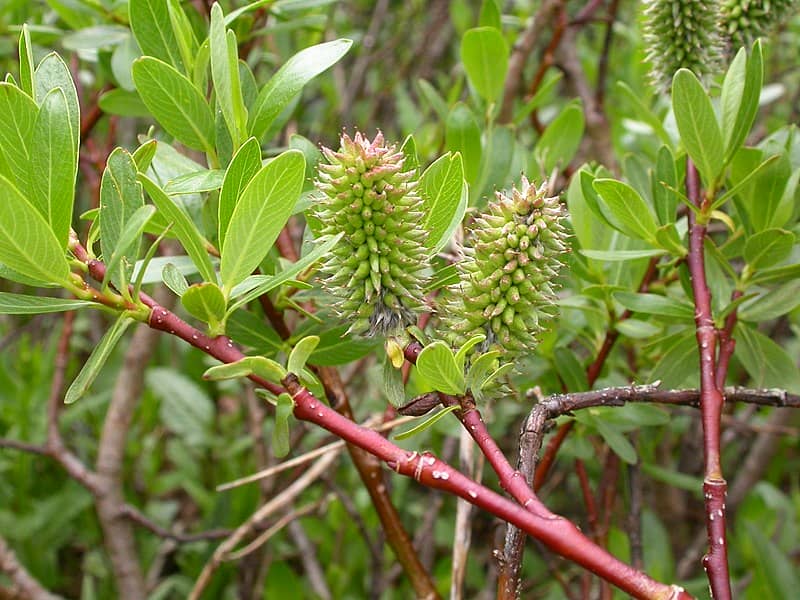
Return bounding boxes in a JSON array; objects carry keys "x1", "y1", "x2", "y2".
[
  {"x1": 442, "y1": 176, "x2": 567, "y2": 360},
  {"x1": 642, "y1": 0, "x2": 725, "y2": 90},
  {"x1": 315, "y1": 131, "x2": 430, "y2": 337},
  {"x1": 720, "y1": 0, "x2": 798, "y2": 48}
]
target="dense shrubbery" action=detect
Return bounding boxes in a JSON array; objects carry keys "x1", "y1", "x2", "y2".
[{"x1": 0, "y1": 1, "x2": 799, "y2": 599}]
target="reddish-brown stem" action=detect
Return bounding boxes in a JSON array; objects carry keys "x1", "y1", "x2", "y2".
[
  {"x1": 685, "y1": 160, "x2": 732, "y2": 600},
  {"x1": 715, "y1": 290, "x2": 742, "y2": 390},
  {"x1": 575, "y1": 459, "x2": 601, "y2": 542},
  {"x1": 284, "y1": 375, "x2": 690, "y2": 600},
  {"x1": 315, "y1": 367, "x2": 440, "y2": 600},
  {"x1": 72, "y1": 239, "x2": 693, "y2": 598}
]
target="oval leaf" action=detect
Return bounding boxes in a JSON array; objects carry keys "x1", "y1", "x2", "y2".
[
  {"x1": 416, "y1": 341, "x2": 465, "y2": 396},
  {"x1": 671, "y1": 69, "x2": 724, "y2": 188},
  {"x1": 220, "y1": 150, "x2": 305, "y2": 291},
  {"x1": 132, "y1": 57, "x2": 215, "y2": 153},
  {"x1": 249, "y1": 39, "x2": 352, "y2": 139},
  {"x1": 460, "y1": 27, "x2": 509, "y2": 104}
]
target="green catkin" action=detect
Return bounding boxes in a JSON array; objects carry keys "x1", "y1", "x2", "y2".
[
  {"x1": 642, "y1": 0, "x2": 725, "y2": 90},
  {"x1": 442, "y1": 176, "x2": 567, "y2": 361},
  {"x1": 720, "y1": 0, "x2": 798, "y2": 48},
  {"x1": 315, "y1": 132, "x2": 429, "y2": 337}
]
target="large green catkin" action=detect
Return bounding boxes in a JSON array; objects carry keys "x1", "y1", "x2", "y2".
[
  {"x1": 642, "y1": 0, "x2": 725, "y2": 90},
  {"x1": 315, "y1": 132, "x2": 430, "y2": 337},
  {"x1": 442, "y1": 176, "x2": 567, "y2": 360},
  {"x1": 721, "y1": 0, "x2": 798, "y2": 48}
]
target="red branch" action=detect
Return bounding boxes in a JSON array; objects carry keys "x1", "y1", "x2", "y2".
[
  {"x1": 685, "y1": 161, "x2": 732, "y2": 600},
  {"x1": 284, "y1": 375, "x2": 690, "y2": 600},
  {"x1": 71, "y1": 240, "x2": 691, "y2": 598}
]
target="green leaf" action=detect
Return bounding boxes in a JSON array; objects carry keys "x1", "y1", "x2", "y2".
[
  {"x1": 147, "y1": 367, "x2": 214, "y2": 448},
  {"x1": 480, "y1": 363, "x2": 513, "y2": 390},
  {"x1": 533, "y1": 102, "x2": 585, "y2": 174},
  {"x1": 712, "y1": 153, "x2": 781, "y2": 212},
  {"x1": 0, "y1": 174, "x2": 71, "y2": 284},
  {"x1": 400, "y1": 134, "x2": 419, "y2": 173},
  {"x1": 65, "y1": 315, "x2": 133, "y2": 404},
  {"x1": 161, "y1": 263, "x2": 189, "y2": 296},
  {"x1": 465, "y1": 350, "x2": 501, "y2": 400},
  {"x1": 129, "y1": 0, "x2": 184, "y2": 70},
  {"x1": 553, "y1": 347, "x2": 588, "y2": 392},
  {"x1": 653, "y1": 146, "x2": 678, "y2": 226},
  {"x1": 181, "y1": 282, "x2": 227, "y2": 329},
  {"x1": 615, "y1": 319, "x2": 661, "y2": 339},
  {"x1": 0, "y1": 83, "x2": 37, "y2": 193},
  {"x1": 723, "y1": 40, "x2": 763, "y2": 163},
  {"x1": 454, "y1": 334, "x2": 486, "y2": 374},
  {"x1": 446, "y1": 102, "x2": 482, "y2": 184},
  {"x1": 743, "y1": 229, "x2": 795, "y2": 271},
  {"x1": 287, "y1": 335, "x2": 320, "y2": 375},
  {"x1": 166, "y1": 0, "x2": 198, "y2": 74},
  {"x1": 307, "y1": 325, "x2": 379, "y2": 366},
  {"x1": 97, "y1": 89, "x2": 151, "y2": 118},
  {"x1": 29, "y1": 88, "x2": 76, "y2": 249},
  {"x1": 741, "y1": 521, "x2": 800, "y2": 599},
  {"x1": 580, "y1": 249, "x2": 666, "y2": 261},
  {"x1": 102, "y1": 205, "x2": 155, "y2": 293},
  {"x1": 419, "y1": 153, "x2": 466, "y2": 253},
  {"x1": 383, "y1": 358, "x2": 406, "y2": 407},
  {"x1": 203, "y1": 355, "x2": 287, "y2": 383},
  {"x1": 226, "y1": 310, "x2": 284, "y2": 356},
  {"x1": 100, "y1": 148, "x2": 145, "y2": 290},
  {"x1": 249, "y1": 39, "x2": 352, "y2": 139},
  {"x1": 220, "y1": 150, "x2": 305, "y2": 292},
  {"x1": 614, "y1": 292, "x2": 694, "y2": 320},
  {"x1": 394, "y1": 405, "x2": 459, "y2": 441},
  {"x1": 671, "y1": 69, "x2": 724, "y2": 188},
  {"x1": 615, "y1": 81, "x2": 672, "y2": 146},
  {"x1": 748, "y1": 263, "x2": 800, "y2": 286},
  {"x1": 736, "y1": 324, "x2": 800, "y2": 392},
  {"x1": 218, "y1": 137, "x2": 261, "y2": 247},
  {"x1": 273, "y1": 393, "x2": 293, "y2": 457},
  {"x1": 164, "y1": 169, "x2": 225, "y2": 195},
  {"x1": 110, "y1": 34, "x2": 141, "y2": 92},
  {"x1": 739, "y1": 280, "x2": 800, "y2": 322},
  {"x1": 416, "y1": 341, "x2": 465, "y2": 396},
  {"x1": 132, "y1": 139, "x2": 158, "y2": 172},
  {"x1": 210, "y1": 4, "x2": 247, "y2": 148},
  {"x1": 720, "y1": 47, "x2": 747, "y2": 157},
  {"x1": 228, "y1": 232, "x2": 342, "y2": 313},
  {"x1": 132, "y1": 57, "x2": 216, "y2": 154},
  {"x1": 474, "y1": 125, "x2": 513, "y2": 202},
  {"x1": 650, "y1": 330, "x2": 698, "y2": 389},
  {"x1": 592, "y1": 179, "x2": 658, "y2": 243},
  {"x1": 139, "y1": 174, "x2": 217, "y2": 284},
  {"x1": 478, "y1": 0, "x2": 501, "y2": 29},
  {"x1": 416, "y1": 79, "x2": 449, "y2": 121},
  {"x1": 0, "y1": 292, "x2": 94, "y2": 314},
  {"x1": 18, "y1": 25, "x2": 34, "y2": 96},
  {"x1": 594, "y1": 420, "x2": 637, "y2": 464},
  {"x1": 33, "y1": 53, "x2": 80, "y2": 152},
  {"x1": 460, "y1": 27, "x2": 509, "y2": 104}
]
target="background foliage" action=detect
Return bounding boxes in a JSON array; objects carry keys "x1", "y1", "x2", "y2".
[{"x1": 0, "y1": 1, "x2": 799, "y2": 599}]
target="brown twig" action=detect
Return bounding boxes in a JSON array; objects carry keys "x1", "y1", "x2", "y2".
[
  {"x1": 188, "y1": 450, "x2": 339, "y2": 599},
  {"x1": 121, "y1": 506, "x2": 230, "y2": 543},
  {"x1": 499, "y1": 0, "x2": 563, "y2": 124},
  {"x1": 94, "y1": 288, "x2": 173, "y2": 600},
  {"x1": 0, "y1": 536, "x2": 62, "y2": 600}
]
